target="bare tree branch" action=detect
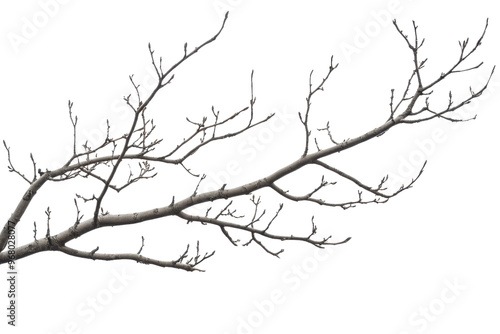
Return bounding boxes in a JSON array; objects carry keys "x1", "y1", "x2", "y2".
[
  {"x1": 3, "y1": 140, "x2": 33, "y2": 184},
  {"x1": 137, "y1": 236, "x2": 145, "y2": 255},
  {"x1": 299, "y1": 56, "x2": 339, "y2": 157},
  {"x1": 0, "y1": 16, "x2": 494, "y2": 272}
]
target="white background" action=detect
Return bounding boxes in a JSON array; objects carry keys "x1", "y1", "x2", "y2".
[{"x1": 0, "y1": 1, "x2": 499, "y2": 333}]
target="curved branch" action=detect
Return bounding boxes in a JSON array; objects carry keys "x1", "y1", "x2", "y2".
[
  {"x1": 313, "y1": 160, "x2": 427, "y2": 199},
  {"x1": 176, "y1": 211, "x2": 350, "y2": 251},
  {"x1": 58, "y1": 245, "x2": 209, "y2": 272}
]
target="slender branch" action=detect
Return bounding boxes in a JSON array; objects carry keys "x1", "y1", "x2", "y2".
[
  {"x1": 137, "y1": 236, "x2": 145, "y2": 255},
  {"x1": 57, "y1": 245, "x2": 208, "y2": 271},
  {"x1": 177, "y1": 211, "x2": 350, "y2": 252},
  {"x1": 299, "y1": 56, "x2": 339, "y2": 157},
  {"x1": 3, "y1": 140, "x2": 32, "y2": 184}
]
